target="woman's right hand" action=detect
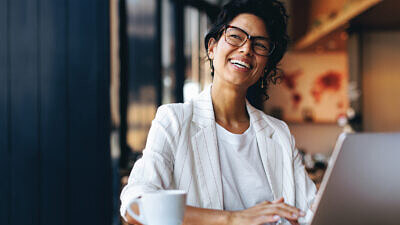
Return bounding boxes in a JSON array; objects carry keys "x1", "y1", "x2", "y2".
[{"x1": 227, "y1": 198, "x2": 305, "y2": 225}]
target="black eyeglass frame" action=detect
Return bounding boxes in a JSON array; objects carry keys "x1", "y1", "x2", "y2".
[{"x1": 223, "y1": 25, "x2": 275, "y2": 56}]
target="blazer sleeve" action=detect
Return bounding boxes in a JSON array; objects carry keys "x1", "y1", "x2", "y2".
[
  {"x1": 291, "y1": 134, "x2": 317, "y2": 224},
  {"x1": 120, "y1": 105, "x2": 179, "y2": 221}
]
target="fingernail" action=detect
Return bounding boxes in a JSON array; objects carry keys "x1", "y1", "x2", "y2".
[
  {"x1": 292, "y1": 213, "x2": 298, "y2": 218},
  {"x1": 273, "y1": 215, "x2": 280, "y2": 220},
  {"x1": 300, "y1": 211, "x2": 306, "y2": 216}
]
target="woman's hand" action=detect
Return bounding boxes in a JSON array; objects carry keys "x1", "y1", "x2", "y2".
[
  {"x1": 227, "y1": 198, "x2": 305, "y2": 225},
  {"x1": 125, "y1": 198, "x2": 304, "y2": 225}
]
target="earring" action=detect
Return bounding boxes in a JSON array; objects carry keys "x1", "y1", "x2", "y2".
[
  {"x1": 261, "y1": 68, "x2": 268, "y2": 88},
  {"x1": 210, "y1": 60, "x2": 214, "y2": 76}
]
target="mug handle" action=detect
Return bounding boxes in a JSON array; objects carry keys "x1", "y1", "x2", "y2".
[{"x1": 126, "y1": 198, "x2": 146, "y2": 224}]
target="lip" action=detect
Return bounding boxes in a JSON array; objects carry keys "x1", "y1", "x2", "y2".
[
  {"x1": 228, "y1": 57, "x2": 253, "y2": 72},
  {"x1": 229, "y1": 57, "x2": 253, "y2": 68}
]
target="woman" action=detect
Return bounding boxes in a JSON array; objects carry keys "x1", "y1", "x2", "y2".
[{"x1": 120, "y1": 0, "x2": 316, "y2": 224}]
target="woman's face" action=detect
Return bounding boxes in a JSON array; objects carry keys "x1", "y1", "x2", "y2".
[{"x1": 208, "y1": 13, "x2": 269, "y2": 90}]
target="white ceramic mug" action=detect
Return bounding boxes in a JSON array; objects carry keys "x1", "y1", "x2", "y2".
[{"x1": 127, "y1": 190, "x2": 187, "y2": 225}]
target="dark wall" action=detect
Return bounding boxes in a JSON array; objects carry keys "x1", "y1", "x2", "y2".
[
  {"x1": 126, "y1": 0, "x2": 161, "y2": 101},
  {"x1": 120, "y1": 0, "x2": 162, "y2": 157},
  {"x1": 0, "y1": 0, "x2": 112, "y2": 225}
]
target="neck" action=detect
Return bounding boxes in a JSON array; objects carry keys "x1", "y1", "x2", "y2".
[{"x1": 211, "y1": 79, "x2": 249, "y2": 126}]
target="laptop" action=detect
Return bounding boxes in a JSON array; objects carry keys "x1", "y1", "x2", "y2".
[{"x1": 309, "y1": 132, "x2": 400, "y2": 225}]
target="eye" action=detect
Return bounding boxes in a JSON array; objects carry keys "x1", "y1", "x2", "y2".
[
  {"x1": 254, "y1": 42, "x2": 268, "y2": 50},
  {"x1": 229, "y1": 34, "x2": 243, "y2": 40}
]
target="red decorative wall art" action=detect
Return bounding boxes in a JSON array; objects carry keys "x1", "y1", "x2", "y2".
[{"x1": 265, "y1": 52, "x2": 349, "y2": 123}]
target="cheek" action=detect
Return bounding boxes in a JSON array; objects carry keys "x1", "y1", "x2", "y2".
[
  {"x1": 215, "y1": 41, "x2": 234, "y2": 58},
  {"x1": 213, "y1": 46, "x2": 230, "y2": 68},
  {"x1": 259, "y1": 57, "x2": 268, "y2": 68},
  {"x1": 258, "y1": 59, "x2": 269, "y2": 73},
  {"x1": 255, "y1": 59, "x2": 268, "y2": 73}
]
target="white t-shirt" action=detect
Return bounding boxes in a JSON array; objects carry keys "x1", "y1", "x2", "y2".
[{"x1": 216, "y1": 122, "x2": 274, "y2": 211}]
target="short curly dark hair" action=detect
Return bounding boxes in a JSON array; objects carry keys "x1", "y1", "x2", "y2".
[{"x1": 205, "y1": 0, "x2": 289, "y2": 104}]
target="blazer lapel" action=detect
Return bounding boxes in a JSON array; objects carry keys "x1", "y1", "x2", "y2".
[
  {"x1": 191, "y1": 126, "x2": 223, "y2": 209},
  {"x1": 247, "y1": 103, "x2": 283, "y2": 200},
  {"x1": 190, "y1": 85, "x2": 223, "y2": 209}
]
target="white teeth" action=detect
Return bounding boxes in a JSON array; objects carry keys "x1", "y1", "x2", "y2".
[{"x1": 230, "y1": 59, "x2": 250, "y2": 69}]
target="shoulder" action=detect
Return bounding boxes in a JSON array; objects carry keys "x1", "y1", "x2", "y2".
[
  {"x1": 248, "y1": 106, "x2": 293, "y2": 146},
  {"x1": 250, "y1": 108, "x2": 297, "y2": 158},
  {"x1": 259, "y1": 110, "x2": 295, "y2": 150},
  {"x1": 153, "y1": 101, "x2": 194, "y2": 130},
  {"x1": 249, "y1": 104, "x2": 291, "y2": 135},
  {"x1": 264, "y1": 113, "x2": 290, "y2": 133}
]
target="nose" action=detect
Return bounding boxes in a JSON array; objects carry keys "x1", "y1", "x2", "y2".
[{"x1": 238, "y1": 40, "x2": 253, "y2": 56}]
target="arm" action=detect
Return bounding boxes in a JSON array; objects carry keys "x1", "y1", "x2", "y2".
[
  {"x1": 124, "y1": 205, "x2": 230, "y2": 225},
  {"x1": 125, "y1": 198, "x2": 305, "y2": 225},
  {"x1": 120, "y1": 106, "x2": 177, "y2": 222}
]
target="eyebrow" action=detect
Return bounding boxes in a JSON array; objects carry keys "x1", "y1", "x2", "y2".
[{"x1": 227, "y1": 25, "x2": 270, "y2": 40}]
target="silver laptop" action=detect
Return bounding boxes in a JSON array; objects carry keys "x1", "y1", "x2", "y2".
[{"x1": 310, "y1": 132, "x2": 400, "y2": 225}]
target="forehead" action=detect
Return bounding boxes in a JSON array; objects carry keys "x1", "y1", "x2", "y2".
[{"x1": 229, "y1": 13, "x2": 268, "y2": 37}]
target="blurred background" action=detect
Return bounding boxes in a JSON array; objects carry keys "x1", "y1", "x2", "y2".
[{"x1": 1, "y1": 0, "x2": 400, "y2": 224}]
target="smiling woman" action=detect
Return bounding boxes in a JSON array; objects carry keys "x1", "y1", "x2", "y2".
[
  {"x1": 207, "y1": 13, "x2": 271, "y2": 100},
  {"x1": 205, "y1": 0, "x2": 290, "y2": 105},
  {"x1": 120, "y1": 1, "x2": 316, "y2": 225}
]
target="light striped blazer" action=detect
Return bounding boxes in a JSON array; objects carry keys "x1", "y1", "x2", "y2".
[{"x1": 120, "y1": 85, "x2": 316, "y2": 223}]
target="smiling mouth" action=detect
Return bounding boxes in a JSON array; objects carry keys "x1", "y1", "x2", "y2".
[{"x1": 229, "y1": 59, "x2": 252, "y2": 69}]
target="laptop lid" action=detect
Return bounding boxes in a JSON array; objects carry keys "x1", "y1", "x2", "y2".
[{"x1": 310, "y1": 132, "x2": 400, "y2": 225}]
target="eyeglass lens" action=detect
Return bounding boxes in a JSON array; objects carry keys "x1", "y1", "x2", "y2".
[{"x1": 225, "y1": 27, "x2": 273, "y2": 56}]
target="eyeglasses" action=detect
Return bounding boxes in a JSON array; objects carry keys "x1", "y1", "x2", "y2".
[{"x1": 223, "y1": 25, "x2": 275, "y2": 56}]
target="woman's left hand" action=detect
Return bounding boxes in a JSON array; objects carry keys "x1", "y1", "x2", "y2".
[{"x1": 272, "y1": 198, "x2": 299, "y2": 225}]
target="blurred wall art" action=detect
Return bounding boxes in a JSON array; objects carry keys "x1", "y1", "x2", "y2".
[{"x1": 265, "y1": 52, "x2": 349, "y2": 123}]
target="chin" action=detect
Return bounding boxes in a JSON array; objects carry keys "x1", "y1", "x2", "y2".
[
  {"x1": 226, "y1": 74, "x2": 256, "y2": 87},
  {"x1": 225, "y1": 79, "x2": 252, "y2": 90}
]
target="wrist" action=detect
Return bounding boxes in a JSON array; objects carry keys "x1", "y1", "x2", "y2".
[{"x1": 225, "y1": 211, "x2": 235, "y2": 225}]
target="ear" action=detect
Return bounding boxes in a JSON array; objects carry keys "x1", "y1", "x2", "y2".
[{"x1": 207, "y1": 38, "x2": 217, "y2": 59}]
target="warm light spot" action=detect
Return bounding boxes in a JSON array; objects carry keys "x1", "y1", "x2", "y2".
[{"x1": 340, "y1": 32, "x2": 348, "y2": 40}]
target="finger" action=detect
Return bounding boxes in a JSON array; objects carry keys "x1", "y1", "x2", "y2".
[
  {"x1": 263, "y1": 204, "x2": 303, "y2": 221},
  {"x1": 254, "y1": 215, "x2": 281, "y2": 224},
  {"x1": 267, "y1": 203, "x2": 301, "y2": 215},
  {"x1": 255, "y1": 201, "x2": 305, "y2": 221},
  {"x1": 272, "y1": 197, "x2": 284, "y2": 204},
  {"x1": 261, "y1": 200, "x2": 271, "y2": 205},
  {"x1": 276, "y1": 203, "x2": 305, "y2": 216},
  {"x1": 270, "y1": 199, "x2": 305, "y2": 217},
  {"x1": 288, "y1": 219, "x2": 300, "y2": 225},
  {"x1": 261, "y1": 208, "x2": 294, "y2": 221}
]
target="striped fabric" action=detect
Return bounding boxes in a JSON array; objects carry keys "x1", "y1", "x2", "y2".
[{"x1": 120, "y1": 85, "x2": 316, "y2": 224}]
